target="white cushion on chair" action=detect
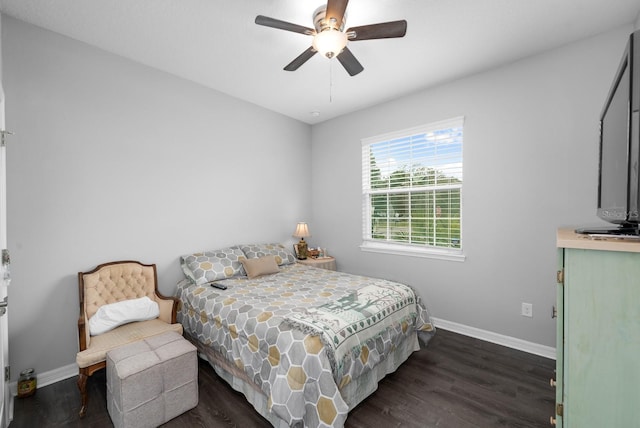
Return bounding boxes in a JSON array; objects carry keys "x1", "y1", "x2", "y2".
[{"x1": 89, "y1": 296, "x2": 160, "y2": 336}]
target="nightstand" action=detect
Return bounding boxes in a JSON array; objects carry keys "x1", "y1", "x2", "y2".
[{"x1": 297, "y1": 256, "x2": 336, "y2": 271}]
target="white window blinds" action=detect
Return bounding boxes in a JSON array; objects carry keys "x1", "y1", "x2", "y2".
[{"x1": 361, "y1": 117, "x2": 464, "y2": 259}]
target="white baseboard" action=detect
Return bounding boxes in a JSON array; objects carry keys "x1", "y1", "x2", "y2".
[
  {"x1": 6, "y1": 320, "x2": 555, "y2": 408},
  {"x1": 432, "y1": 317, "x2": 556, "y2": 360},
  {"x1": 8, "y1": 363, "x2": 78, "y2": 397}
]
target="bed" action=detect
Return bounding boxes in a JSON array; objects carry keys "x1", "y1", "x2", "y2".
[{"x1": 176, "y1": 243, "x2": 435, "y2": 428}]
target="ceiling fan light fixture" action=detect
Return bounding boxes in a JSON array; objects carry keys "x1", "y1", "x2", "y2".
[
  {"x1": 312, "y1": 29, "x2": 348, "y2": 58},
  {"x1": 255, "y1": 2, "x2": 407, "y2": 76}
]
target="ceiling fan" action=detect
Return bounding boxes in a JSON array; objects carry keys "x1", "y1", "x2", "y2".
[{"x1": 255, "y1": 0, "x2": 407, "y2": 76}]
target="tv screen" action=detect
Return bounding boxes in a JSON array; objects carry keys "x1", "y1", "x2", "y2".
[
  {"x1": 598, "y1": 56, "x2": 630, "y2": 224},
  {"x1": 586, "y1": 30, "x2": 640, "y2": 235}
]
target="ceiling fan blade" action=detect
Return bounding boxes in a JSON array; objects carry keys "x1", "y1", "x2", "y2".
[
  {"x1": 347, "y1": 20, "x2": 407, "y2": 41},
  {"x1": 284, "y1": 47, "x2": 318, "y2": 71},
  {"x1": 325, "y1": 0, "x2": 349, "y2": 29},
  {"x1": 255, "y1": 15, "x2": 314, "y2": 35},
  {"x1": 337, "y1": 47, "x2": 364, "y2": 76}
]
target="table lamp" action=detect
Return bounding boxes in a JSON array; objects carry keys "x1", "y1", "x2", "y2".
[{"x1": 293, "y1": 222, "x2": 310, "y2": 259}]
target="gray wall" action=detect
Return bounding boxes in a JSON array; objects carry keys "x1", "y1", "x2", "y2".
[
  {"x1": 310, "y1": 24, "x2": 633, "y2": 348},
  {"x1": 2, "y1": 16, "x2": 311, "y2": 379},
  {"x1": 1, "y1": 12, "x2": 636, "y2": 380}
]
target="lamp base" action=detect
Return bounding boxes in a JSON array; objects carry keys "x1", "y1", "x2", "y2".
[{"x1": 297, "y1": 239, "x2": 308, "y2": 260}]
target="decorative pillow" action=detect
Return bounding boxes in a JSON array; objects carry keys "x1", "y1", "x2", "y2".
[
  {"x1": 240, "y1": 255, "x2": 280, "y2": 279},
  {"x1": 181, "y1": 247, "x2": 246, "y2": 285},
  {"x1": 88, "y1": 296, "x2": 160, "y2": 336},
  {"x1": 239, "y1": 243, "x2": 296, "y2": 266}
]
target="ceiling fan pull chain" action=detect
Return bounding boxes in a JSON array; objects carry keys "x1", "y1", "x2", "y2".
[{"x1": 329, "y1": 59, "x2": 334, "y2": 103}]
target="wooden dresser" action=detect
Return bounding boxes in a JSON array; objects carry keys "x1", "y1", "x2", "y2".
[{"x1": 553, "y1": 228, "x2": 640, "y2": 426}]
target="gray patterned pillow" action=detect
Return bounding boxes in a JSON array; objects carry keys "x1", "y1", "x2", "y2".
[
  {"x1": 181, "y1": 247, "x2": 246, "y2": 285},
  {"x1": 239, "y1": 243, "x2": 296, "y2": 266}
]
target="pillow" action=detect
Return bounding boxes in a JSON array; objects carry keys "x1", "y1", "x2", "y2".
[
  {"x1": 88, "y1": 296, "x2": 159, "y2": 336},
  {"x1": 181, "y1": 246, "x2": 246, "y2": 285},
  {"x1": 239, "y1": 243, "x2": 296, "y2": 266},
  {"x1": 240, "y1": 255, "x2": 280, "y2": 279}
]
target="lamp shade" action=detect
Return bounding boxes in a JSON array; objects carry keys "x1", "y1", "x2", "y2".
[{"x1": 293, "y1": 222, "x2": 311, "y2": 239}]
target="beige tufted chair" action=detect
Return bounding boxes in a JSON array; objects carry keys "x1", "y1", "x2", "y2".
[{"x1": 76, "y1": 260, "x2": 183, "y2": 417}]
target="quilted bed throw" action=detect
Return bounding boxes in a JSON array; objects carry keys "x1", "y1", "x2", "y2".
[{"x1": 285, "y1": 281, "x2": 420, "y2": 379}]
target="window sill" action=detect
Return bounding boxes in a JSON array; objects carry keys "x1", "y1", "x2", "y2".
[{"x1": 360, "y1": 240, "x2": 466, "y2": 262}]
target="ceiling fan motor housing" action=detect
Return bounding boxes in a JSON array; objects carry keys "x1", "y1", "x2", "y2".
[{"x1": 313, "y1": 6, "x2": 346, "y2": 32}]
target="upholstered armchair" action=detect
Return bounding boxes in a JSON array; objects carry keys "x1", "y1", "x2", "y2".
[{"x1": 76, "y1": 260, "x2": 183, "y2": 417}]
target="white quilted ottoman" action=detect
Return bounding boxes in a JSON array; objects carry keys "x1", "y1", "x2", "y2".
[{"x1": 106, "y1": 331, "x2": 198, "y2": 428}]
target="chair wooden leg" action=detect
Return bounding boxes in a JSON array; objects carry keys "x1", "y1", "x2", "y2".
[{"x1": 77, "y1": 370, "x2": 88, "y2": 418}]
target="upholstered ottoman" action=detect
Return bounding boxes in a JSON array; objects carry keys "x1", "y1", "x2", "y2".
[{"x1": 106, "y1": 331, "x2": 198, "y2": 428}]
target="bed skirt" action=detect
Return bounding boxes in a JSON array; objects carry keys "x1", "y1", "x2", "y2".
[{"x1": 184, "y1": 331, "x2": 422, "y2": 428}]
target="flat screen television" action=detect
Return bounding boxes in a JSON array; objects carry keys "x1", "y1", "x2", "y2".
[{"x1": 578, "y1": 30, "x2": 640, "y2": 236}]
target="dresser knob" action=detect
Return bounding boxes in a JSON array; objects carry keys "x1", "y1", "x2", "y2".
[
  {"x1": 550, "y1": 416, "x2": 556, "y2": 425},
  {"x1": 550, "y1": 378, "x2": 556, "y2": 388}
]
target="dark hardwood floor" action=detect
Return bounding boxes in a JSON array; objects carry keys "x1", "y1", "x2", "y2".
[{"x1": 11, "y1": 329, "x2": 555, "y2": 427}]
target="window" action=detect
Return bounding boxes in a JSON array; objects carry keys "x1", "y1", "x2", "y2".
[{"x1": 361, "y1": 117, "x2": 464, "y2": 261}]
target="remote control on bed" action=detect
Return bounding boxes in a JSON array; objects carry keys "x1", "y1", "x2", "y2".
[{"x1": 208, "y1": 282, "x2": 227, "y2": 290}]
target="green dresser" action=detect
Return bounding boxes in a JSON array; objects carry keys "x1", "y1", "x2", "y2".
[{"x1": 554, "y1": 229, "x2": 640, "y2": 427}]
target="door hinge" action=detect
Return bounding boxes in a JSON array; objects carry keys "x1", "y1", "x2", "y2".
[
  {"x1": 556, "y1": 403, "x2": 564, "y2": 416},
  {"x1": 4, "y1": 366, "x2": 9, "y2": 382},
  {"x1": 0, "y1": 130, "x2": 14, "y2": 147},
  {"x1": 556, "y1": 269, "x2": 564, "y2": 285}
]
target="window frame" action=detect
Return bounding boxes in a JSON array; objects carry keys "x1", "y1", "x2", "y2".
[{"x1": 360, "y1": 117, "x2": 465, "y2": 262}]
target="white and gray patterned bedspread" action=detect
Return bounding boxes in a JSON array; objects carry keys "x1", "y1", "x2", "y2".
[{"x1": 177, "y1": 262, "x2": 435, "y2": 428}]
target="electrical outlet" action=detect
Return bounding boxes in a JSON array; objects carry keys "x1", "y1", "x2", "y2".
[{"x1": 521, "y1": 302, "x2": 533, "y2": 318}]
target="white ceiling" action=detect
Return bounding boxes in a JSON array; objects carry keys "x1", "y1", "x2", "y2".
[{"x1": 1, "y1": 0, "x2": 639, "y2": 124}]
